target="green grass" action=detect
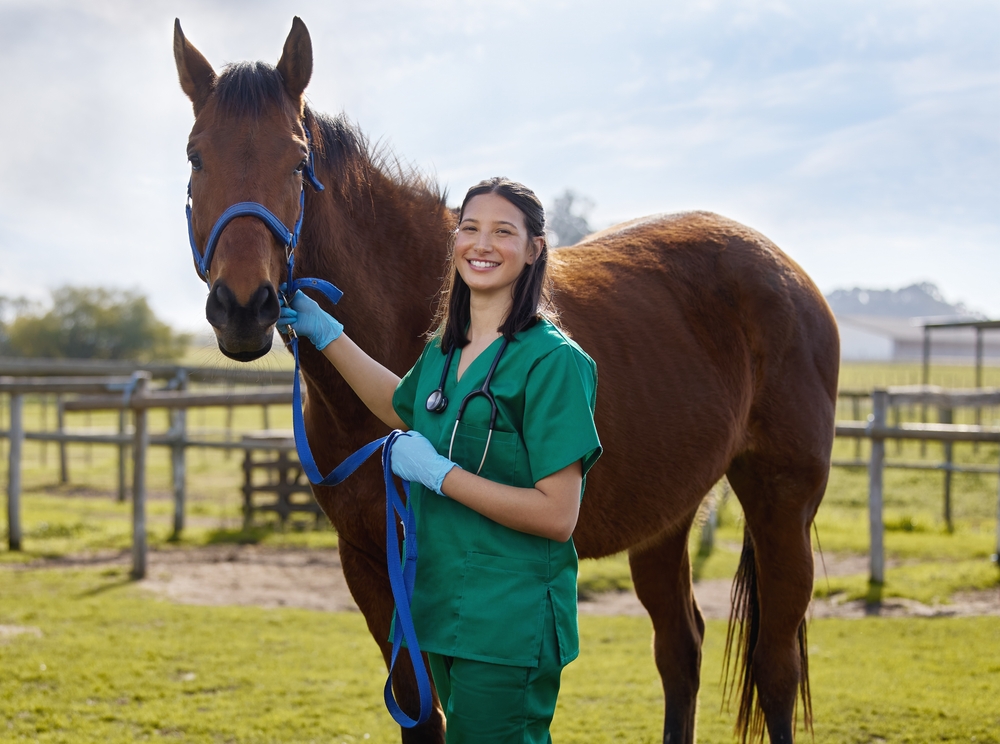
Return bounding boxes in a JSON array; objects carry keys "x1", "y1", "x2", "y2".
[{"x1": 2, "y1": 568, "x2": 999, "y2": 743}]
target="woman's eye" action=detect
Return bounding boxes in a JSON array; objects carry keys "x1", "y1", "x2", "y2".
[
  {"x1": 461, "y1": 226, "x2": 476, "y2": 232},
  {"x1": 189, "y1": 154, "x2": 203, "y2": 171}
]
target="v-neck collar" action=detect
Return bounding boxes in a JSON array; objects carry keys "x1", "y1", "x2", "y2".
[{"x1": 453, "y1": 335, "x2": 506, "y2": 385}]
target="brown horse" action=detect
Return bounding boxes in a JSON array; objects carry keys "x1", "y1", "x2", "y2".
[{"x1": 174, "y1": 17, "x2": 839, "y2": 744}]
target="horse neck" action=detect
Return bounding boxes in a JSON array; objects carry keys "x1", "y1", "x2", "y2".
[{"x1": 298, "y1": 159, "x2": 453, "y2": 374}]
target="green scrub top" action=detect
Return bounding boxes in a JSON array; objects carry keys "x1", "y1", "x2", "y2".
[{"x1": 392, "y1": 318, "x2": 602, "y2": 668}]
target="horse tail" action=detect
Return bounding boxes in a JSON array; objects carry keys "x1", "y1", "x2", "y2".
[{"x1": 722, "y1": 527, "x2": 813, "y2": 743}]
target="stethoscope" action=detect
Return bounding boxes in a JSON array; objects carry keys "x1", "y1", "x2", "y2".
[{"x1": 425, "y1": 337, "x2": 510, "y2": 475}]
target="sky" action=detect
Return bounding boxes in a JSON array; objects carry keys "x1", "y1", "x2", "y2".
[{"x1": 0, "y1": 0, "x2": 997, "y2": 331}]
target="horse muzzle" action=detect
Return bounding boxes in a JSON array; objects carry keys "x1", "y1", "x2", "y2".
[{"x1": 206, "y1": 281, "x2": 280, "y2": 361}]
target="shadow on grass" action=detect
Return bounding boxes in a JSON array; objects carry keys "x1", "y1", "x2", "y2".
[
  {"x1": 864, "y1": 581, "x2": 883, "y2": 615},
  {"x1": 204, "y1": 526, "x2": 272, "y2": 545},
  {"x1": 77, "y1": 576, "x2": 133, "y2": 597}
]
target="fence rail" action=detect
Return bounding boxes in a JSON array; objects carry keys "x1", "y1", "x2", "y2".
[
  {"x1": 0, "y1": 357, "x2": 294, "y2": 384},
  {"x1": 840, "y1": 387, "x2": 1000, "y2": 584},
  {"x1": 5, "y1": 370, "x2": 1000, "y2": 587},
  {"x1": 2, "y1": 372, "x2": 300, "y2": 578}
]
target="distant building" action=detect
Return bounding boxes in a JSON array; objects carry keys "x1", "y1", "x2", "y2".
[
  {"x1": 826, "y1": 284, "x2": 1000, "y2": 362},
  {"x1": 835, "y1": 315, "x2": 1000, "y2": 361}
]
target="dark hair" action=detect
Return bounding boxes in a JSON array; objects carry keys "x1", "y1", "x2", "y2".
[{"x1": 434, "y1": 177, "x2": 556, "y2": 352}]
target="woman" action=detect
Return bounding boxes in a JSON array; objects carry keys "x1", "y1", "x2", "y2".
[{"x1": 279, "y1": 177, "x2": 601, "y2": 742}]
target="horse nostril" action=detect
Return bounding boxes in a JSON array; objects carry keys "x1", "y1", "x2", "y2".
[
  {"x1": 206, "y1": 282, "x2": 236, "y2": 329},
  {"x1": 252, "y1": 284, "x2": 280, "y2": 327}
]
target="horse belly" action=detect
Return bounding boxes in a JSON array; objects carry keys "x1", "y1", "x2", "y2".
[{"x1": 551, "y1": 227, "x2": 755, "y2": 558}]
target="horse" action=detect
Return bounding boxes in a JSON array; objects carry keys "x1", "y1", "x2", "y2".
[{"x1": 173, "y1": 17, "x2": 839, "y2": 744}]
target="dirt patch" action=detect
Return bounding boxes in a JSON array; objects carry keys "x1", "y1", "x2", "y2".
[{"x1": 7, "y1": 545, "x2": 999, "y2": 619}]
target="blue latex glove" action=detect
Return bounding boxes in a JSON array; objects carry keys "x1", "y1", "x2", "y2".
[
  {"x1": 277, "y1": 287, "x2": 343, "y2": 350},
  {"x1": 391, "y1": 431, "x2": 459, "y2": 496}
]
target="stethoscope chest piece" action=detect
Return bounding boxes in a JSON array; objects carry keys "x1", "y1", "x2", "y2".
[{"x1": 425, "y1": 388, "x2": 448, "y2": 413}]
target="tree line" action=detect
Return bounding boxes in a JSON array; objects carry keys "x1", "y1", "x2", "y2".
[{"x1": 0, "y1": 287, "x2": 190, "y2": 362}]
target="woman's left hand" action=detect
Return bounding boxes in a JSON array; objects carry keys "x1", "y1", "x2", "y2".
[{"x1": 390, "y1": 431, "x2": 458, "y2": 495}]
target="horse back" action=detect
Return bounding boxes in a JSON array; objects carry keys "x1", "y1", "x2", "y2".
[{"x1": 550, "y1": 211, "x2": 839, "y2": 556}]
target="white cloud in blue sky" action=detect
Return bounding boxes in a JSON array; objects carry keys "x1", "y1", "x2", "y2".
[{"x1": 0, "y1": 0, "x2": 997, "y2": 330}]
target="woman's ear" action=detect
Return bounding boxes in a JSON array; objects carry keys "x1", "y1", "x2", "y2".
[{"x1": 527, "y1": 236, "x2": 545, "y2": 265}]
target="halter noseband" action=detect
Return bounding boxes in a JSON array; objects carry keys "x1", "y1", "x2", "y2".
[{"x1": 185, "y1": 122, "x2": 341, "y2": 305}]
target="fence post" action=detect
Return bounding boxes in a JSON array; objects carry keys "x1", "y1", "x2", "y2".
[
  {"x1": 170, "y1": 370, "x2": 189, "y2": 538},
  {"x1": 131, "y1": 375, "x2": 150, "y2": 580},
  {"x1": 995, "y1": 448, "x2": 1000, "y2": 568},
  {"x1": 6, "y1": 394, "x2": 24, "y2": 551},
  {"x1": 57, "y1": 395, "x2": 69, "y2": 484},
  {"x1": 940, "y1": 407, "x2": 954, "y2": 532},
  {"x1": 40, "y1": 395, "x2": 48, "y2": 468},
  {"x1": 852, "y1": 395, "x2": 862, "y2": 460},
  {"x1": 868, "y1": 389, "x2": 888, "y2": 585},
  {"x1": 117, "y1": 409, "x2": 128, "y2": 502},
  {"x1": 921, "y1": 327, "x2": 930, "y2": 457}
]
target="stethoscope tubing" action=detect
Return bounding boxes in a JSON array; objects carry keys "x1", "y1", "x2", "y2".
[{"x1": 428, "y1": 337, "x2": 509, "y2": 476}]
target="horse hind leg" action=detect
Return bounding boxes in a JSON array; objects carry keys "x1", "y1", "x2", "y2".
[
  {"x1": 724, "y1": 452, "x2": 826, "y2": 744},
  {"x1": 628, "y1": 513, "x2": 705, "y2": 744}
]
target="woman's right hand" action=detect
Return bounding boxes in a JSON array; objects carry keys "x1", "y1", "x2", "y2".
[{"x1": 278, "y1": 288, "x2": 343, "y2": 350}]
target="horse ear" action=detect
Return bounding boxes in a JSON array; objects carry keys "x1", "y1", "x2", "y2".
[
  {"x1": 173, "y1": 19, "x2": 217, "y2": 115},
  {"x1": 276, "y1": 16, "x2": 313, "y2": 112}
]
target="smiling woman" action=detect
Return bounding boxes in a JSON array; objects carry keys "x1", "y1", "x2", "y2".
[{"x1": 279, "y1": 176, "x2": 602, "y2": 742}]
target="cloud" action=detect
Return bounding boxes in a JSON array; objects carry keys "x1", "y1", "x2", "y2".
[{"x1": 0, "y1": 0, "x2": 997, "y2": 328}]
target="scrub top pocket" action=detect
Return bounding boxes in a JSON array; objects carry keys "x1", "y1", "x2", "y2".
[
  {"x1": 456, "y1": 552, "x2": 549, "y2": 667},
  {"x1": 450, "y1": 423, "x2": 522, "y2": 486}
]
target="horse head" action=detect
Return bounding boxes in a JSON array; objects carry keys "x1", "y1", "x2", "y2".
[{"x1": 174, "y1": 17, "x2": 316, "y2": 361}]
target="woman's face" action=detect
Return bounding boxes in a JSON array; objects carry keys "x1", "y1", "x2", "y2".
[{"x1": 454, "y1": 193, "x2": 544, "y2": 303}]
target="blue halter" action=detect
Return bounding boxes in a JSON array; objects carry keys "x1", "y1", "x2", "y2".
[
  {"x1": 185, "y1": 121, "x2": 432, "y2": 729},
  {"x1": 186, "y1": 122, "x2": 326, "y2": 287}
]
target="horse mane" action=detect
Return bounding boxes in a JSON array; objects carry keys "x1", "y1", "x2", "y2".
[
  {"x1": 309, "y1": 110, "x2": 447, "y2": 209},
  {"x1": 213, "y1": 61, "x2": 447, "y2": 208}
]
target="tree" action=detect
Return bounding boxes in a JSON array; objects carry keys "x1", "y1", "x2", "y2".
[
  {"x1": 547, "y1": 190, "x2": 595, "y2": 247},
  {"x1": 2, "y1": 286, "x2": 190, "y2": 361}
]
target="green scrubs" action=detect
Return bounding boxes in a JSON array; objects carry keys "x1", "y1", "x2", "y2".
[{"x1": 393, "y1": 318, "x2": 601, "y2": 742}]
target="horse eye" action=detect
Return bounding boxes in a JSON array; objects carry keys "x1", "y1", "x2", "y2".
[
  {"x1": 295, "y1": 158, "x2": 308, "y2": 173},
  {"x1": 189, "y1": 154, "x2": 203, "y2": 172}
]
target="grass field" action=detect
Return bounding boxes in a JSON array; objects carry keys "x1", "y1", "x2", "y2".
[
  {"x1": 2, "y1": 568, "x2": 999, "y2": 743},
  {"x1": 2, "y1": 361, "x2": 1000, "y2": 741}
]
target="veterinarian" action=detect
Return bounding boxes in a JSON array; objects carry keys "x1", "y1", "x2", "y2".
[{"x1": 278, "y1": 176, "x2": 601, "y2": 743}]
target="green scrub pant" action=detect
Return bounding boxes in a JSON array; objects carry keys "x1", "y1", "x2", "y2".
[{"x1": 428, "y1": 602, "x2": 565, "y2": 743}]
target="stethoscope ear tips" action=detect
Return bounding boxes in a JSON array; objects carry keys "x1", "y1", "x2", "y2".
[{"x1": 425, "y1": 389, "x2": 448, "y2": 413}]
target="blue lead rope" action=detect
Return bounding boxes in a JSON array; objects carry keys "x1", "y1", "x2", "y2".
[
  {"x1": 187, "y1": 121, "x2": 432, "y2": 728},
  {"x1": 288, "y1": 335, "x2": 433, "y2": 728}
]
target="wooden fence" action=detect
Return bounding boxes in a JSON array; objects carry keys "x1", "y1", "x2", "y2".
[
  {"x1": 4, "y1": 364, "x2": 1000, "y2": 586},
  {"x1": 1, "y1": 369, "x2": 296, "y2": 578},
  {"x1": 836, "y1": 386, "x2": 1000, "y2": 584}
]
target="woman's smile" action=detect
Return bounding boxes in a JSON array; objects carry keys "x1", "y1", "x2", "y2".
[
  {"x1": 454, "y1": 193, "x2": 542, "y2": 299},
  {"x1": 468, "y1": 258, "x2": 501, "y2": 270}
]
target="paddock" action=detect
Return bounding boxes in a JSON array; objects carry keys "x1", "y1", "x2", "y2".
[{"x1": 2, "y1": 357, "x2": 999, "y2": 741}]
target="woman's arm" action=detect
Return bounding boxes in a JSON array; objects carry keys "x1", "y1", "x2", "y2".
[
  {"x1": 320, "y1": 334, "x2": 406, "y2": 430},
  {"x1": 440, "y1": 461, "x2": 582, "y2": 543}
]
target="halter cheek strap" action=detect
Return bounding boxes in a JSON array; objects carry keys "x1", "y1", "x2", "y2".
[{"x1": 185, "y1": 122, "x2": 326, "y2": 287}]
